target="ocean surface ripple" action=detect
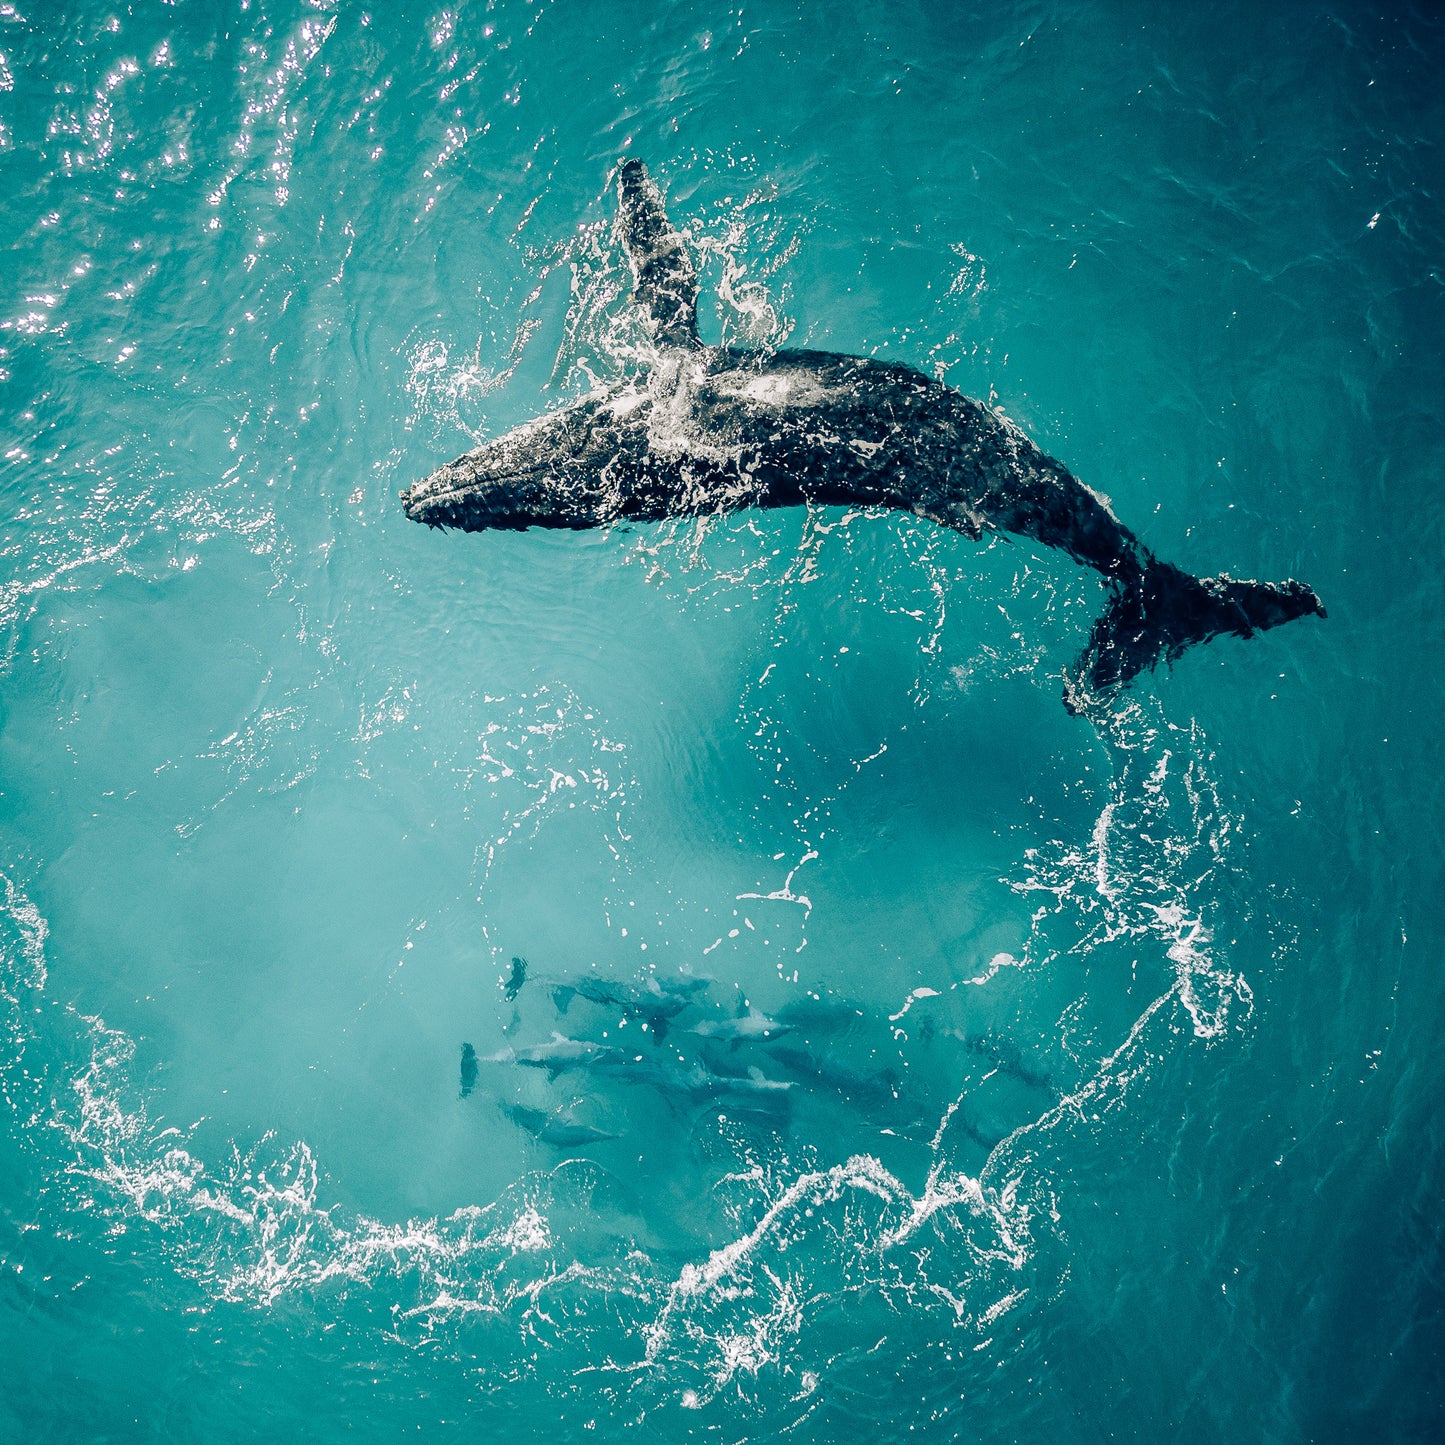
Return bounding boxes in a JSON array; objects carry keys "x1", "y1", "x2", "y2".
[{"x1": 1, "y1": 2, "x2": 1441, "y2": 1441}]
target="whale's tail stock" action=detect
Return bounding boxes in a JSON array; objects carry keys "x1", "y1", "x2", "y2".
[{"x1": 1065, "y1": 559, "x2": 1325, "y2": 715}]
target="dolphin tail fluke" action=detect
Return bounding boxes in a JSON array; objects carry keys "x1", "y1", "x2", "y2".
[{"x1": 1066, "y1": 560, "x2": 1324, "y2": 713}]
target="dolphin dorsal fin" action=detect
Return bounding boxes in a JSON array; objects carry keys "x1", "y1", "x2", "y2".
[{"x1": 615, "y1": 159, "x2": 700, "y2": 350}]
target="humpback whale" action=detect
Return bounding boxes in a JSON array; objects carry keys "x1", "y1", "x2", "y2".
[{"x1": 402, "y1": 160, "x2": 1324, "y2": 708}]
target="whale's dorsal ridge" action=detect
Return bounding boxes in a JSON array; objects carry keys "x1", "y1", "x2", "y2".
[{"x1": 615, "y1": 158, "x2": 700, "y2": 351}]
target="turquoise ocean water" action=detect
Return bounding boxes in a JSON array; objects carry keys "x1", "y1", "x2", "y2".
[{"x1": 2, "y1": 1, "x2": 1442, "y2": 1439}]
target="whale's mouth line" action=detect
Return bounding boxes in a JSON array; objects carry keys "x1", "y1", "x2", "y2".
[{"x1": 404, "y1": 456, "x2": 557, "y2": 511}]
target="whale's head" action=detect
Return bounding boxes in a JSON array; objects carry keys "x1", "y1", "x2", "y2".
[{"x1": 401, "y1": 389, "x2": 653, "y2": 532}]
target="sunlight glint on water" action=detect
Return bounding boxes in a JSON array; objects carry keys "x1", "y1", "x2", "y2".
[{"x1": 1, "y1": 2, "x2": 1441, "y2": 1441}]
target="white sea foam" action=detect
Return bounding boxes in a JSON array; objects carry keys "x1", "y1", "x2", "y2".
[{"x1": 0, "y1": 663, "x2": 1256, "y2": 1407}]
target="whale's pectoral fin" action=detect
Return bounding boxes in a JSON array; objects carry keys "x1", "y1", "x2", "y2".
[
  {"x1": 615, "y1": 158, "x2": 700, "y2": 350},
  {"x1": 1065, "y1": 562, "x2": 1325, "y2": 714}
]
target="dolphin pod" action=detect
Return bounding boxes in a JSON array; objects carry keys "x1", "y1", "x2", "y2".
[
  {"x1": 403, "y1": 160, "x2": 1324, "y2": 710},
  {"x1": 469, "y1": 968, "x2": 932, "y2": 1146}
]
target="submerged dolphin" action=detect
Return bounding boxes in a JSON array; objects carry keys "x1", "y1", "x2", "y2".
[
  {"x1": 459, "y1": 1041, "x2": 478, "y2": 1099},
  {"x1": 500, "y1": 1100, "x2": 620, "y2": 1148},
  {"x1": 549, "y1": 972, "x2": 695, "y2": 1040},
  {"x1": 501, "y1": 954, "x2": 528, "y2": 1001},
  {"x1": 481, "y1": 1032, "x2": 622, "y2": 1077},
  {"x1": 689, "y1": 1006, "x2": 792, "y2": 1045},
  {"x1": 403, "y1": 160, "x2": 1324, "y2": 707}
]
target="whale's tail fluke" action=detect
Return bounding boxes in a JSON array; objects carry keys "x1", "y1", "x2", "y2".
[{"x1": 1065, "y1": 560, "x2": 1325, "y2": 713}]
